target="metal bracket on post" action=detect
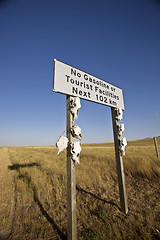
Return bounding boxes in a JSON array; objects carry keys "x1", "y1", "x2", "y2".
[
  {"x1": 66, "y1": 95, "x2": 77, "y2": 240},
  {"x1": 111, "y1": 107, "x2": 128, "y2": 214}
]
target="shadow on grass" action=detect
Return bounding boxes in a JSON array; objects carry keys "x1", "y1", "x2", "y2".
[
  {"x1": 76, "y1": 186, "x2": 121, "y2": 211},
  {"x1": 19, "y1": 173, "x2": 67, "y2": 240},
  {"x1": 8, "y1": 162, "x2": 40, "y2": 170},
  {"x1": 33, "y1": 186, "x2": 67, "y2": 240},
  {"x1": 8, "y1": 164, "x2": 67, "y2": 240}
]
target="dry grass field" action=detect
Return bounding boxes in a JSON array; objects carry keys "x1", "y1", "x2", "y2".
[{"x1": 0, "y1": 138, "x2": 160, "y2": 240}]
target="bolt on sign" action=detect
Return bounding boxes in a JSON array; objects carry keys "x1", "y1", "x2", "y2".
[{"x1": 53, "y1": 59, "x2": 125, "y2": 110}]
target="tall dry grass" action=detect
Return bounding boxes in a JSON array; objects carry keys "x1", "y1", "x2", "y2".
[{"x1": 0, "y1": 138, "x2": 159, "y2": 239}]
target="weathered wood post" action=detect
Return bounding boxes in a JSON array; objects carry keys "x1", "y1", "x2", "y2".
[
  {"x1": 153, "y1": 137, "x2": 159, "y2": 158},
  {"x1": 66, "y1": 95, "x2": 77, "y2": 240},
  {"x1": 111, "y1": 107, "x2": 128, "y2": 214}
]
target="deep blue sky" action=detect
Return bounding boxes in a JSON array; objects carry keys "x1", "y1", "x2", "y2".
[{"x1": 0, "y1": 0, "x2": 160, "y2": 146}]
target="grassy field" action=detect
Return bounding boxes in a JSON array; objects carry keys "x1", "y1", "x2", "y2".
[{"x1": 0, "y1": 138, "x2": 160, "y2": 240}]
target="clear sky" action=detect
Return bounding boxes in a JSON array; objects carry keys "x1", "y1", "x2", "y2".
[{"x1": 0, "y1": 0, "x2": 160, "y2": 146}]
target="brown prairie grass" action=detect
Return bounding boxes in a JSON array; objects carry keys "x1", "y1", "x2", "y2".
[{"x1": 0, "y1": 138, "x2": 160, "y2": 239}]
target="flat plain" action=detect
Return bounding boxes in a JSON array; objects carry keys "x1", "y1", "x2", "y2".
[{"x1": 0, "y1": 138, "x2": 160, "y2": 240}]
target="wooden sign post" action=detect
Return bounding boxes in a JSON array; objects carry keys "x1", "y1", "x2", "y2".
[
  {"x1": 66, "y1": 95, "x2": 77, "y2": 240},
  {"x1": 53, "y1": 59, "x2": 129, "y2": 240},
  {"x1": 111, "y1": 107, "x2": 128, "y2": 214},
  {"x1": 153, "y1": 137, "x2": 159, "y2": 158}
]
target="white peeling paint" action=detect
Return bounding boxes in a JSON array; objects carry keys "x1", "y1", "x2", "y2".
[
  {"x1": 119, "y1": 137, "x2": 127, "y2": 155},
  {"x1": 116, "y1": 108, "x2": 123, "y2": 122},
  {"x1": 71, "y1": 125, "x2": 82, "y2": 140},
  {"x1": 70, "y1": 97, "x2": 81, "y2": 119},
  {"x1": 70, "y1": 142, "x2": 82, "y2": 164},
  {"x1": 118, "y1": 123, "x2": 125, "y2": 137},
  {"x1": 56, "y1": 136, "x2": 69, "y2": 155}
]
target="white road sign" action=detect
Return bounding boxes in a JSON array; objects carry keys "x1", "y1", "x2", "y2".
[{"x1": 53, "y1": 59, "x2": 125, "y2": 110}]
